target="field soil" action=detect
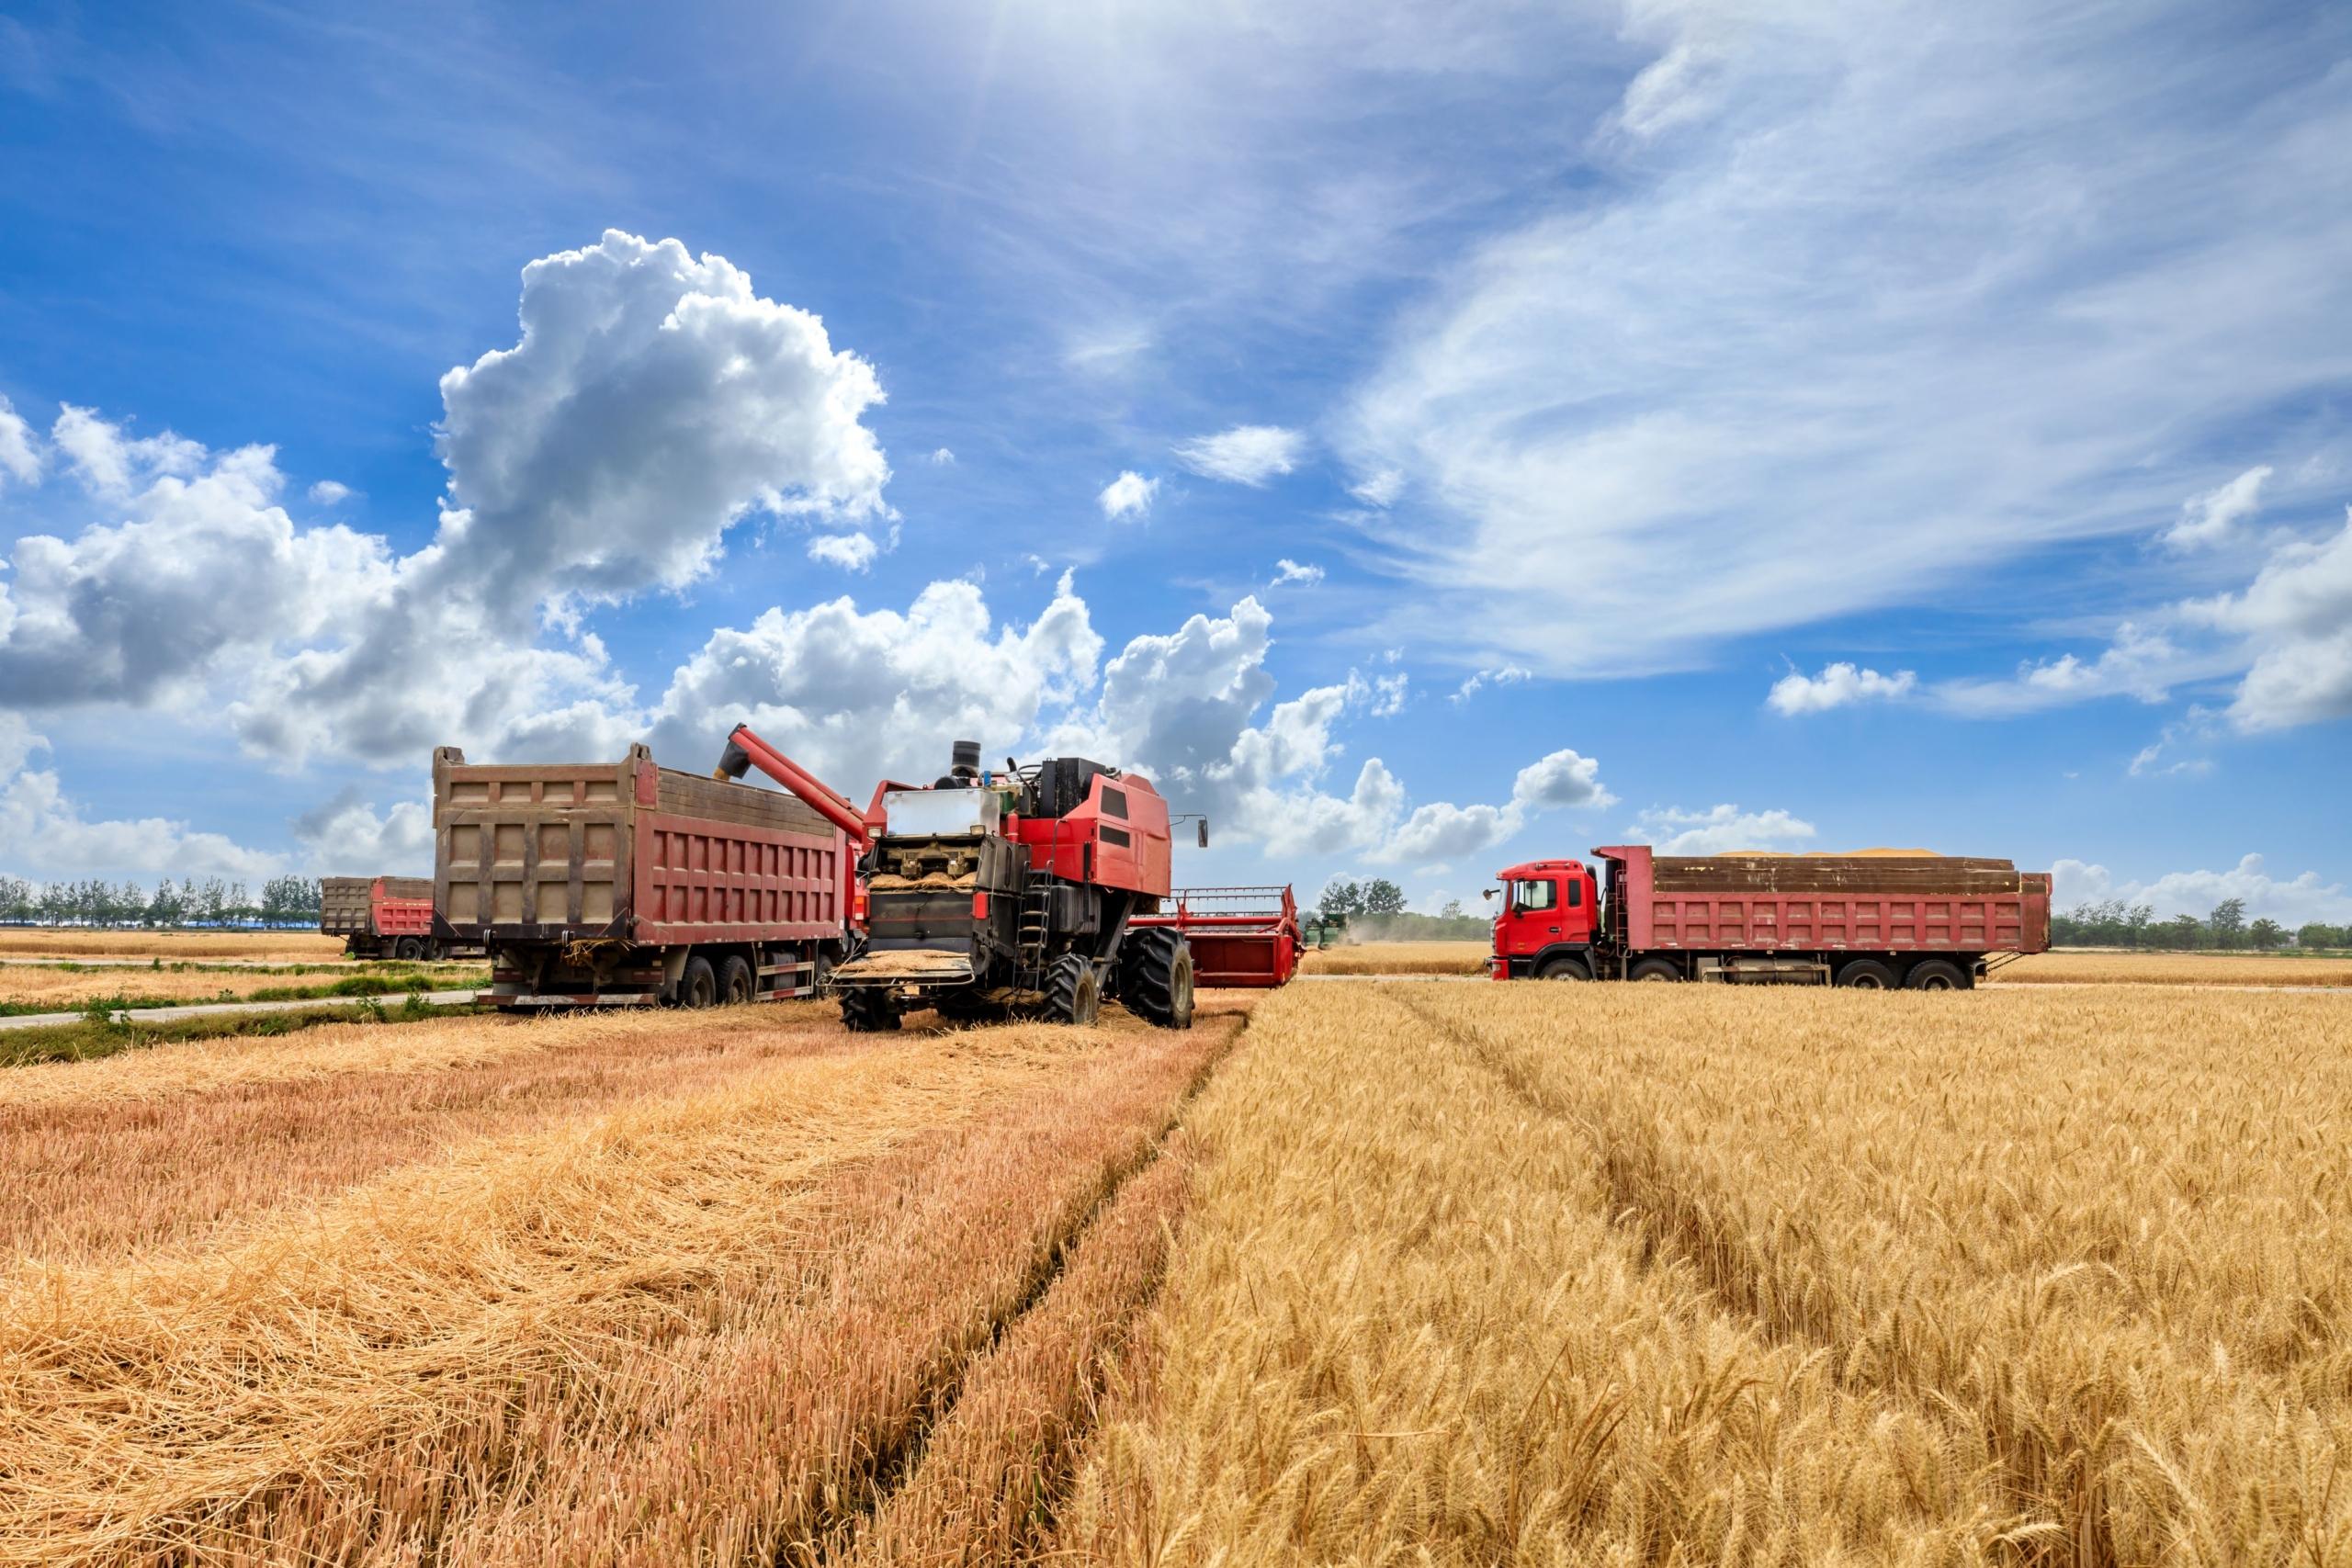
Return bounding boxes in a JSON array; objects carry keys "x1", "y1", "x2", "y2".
[
  {"x1": 1059, "y1": 979, "x2": 2352, "y2": 1563},
  {"x1": 0, "y1": 930, "x2": 350, "y2": 962}
]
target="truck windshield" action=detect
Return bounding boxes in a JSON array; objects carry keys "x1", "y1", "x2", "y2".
[{"x1": 1512, "y1": 879, "x2": 1556, "y2": 913}]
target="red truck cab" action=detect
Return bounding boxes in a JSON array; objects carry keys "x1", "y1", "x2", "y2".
[{"x1": 1487, "y1": 859, "x2": 1600, "y2": 980}]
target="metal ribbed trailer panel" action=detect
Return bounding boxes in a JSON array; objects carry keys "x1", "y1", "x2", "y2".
[
  {"x1": 1603, "y1": 845, "x2": 2051, "y2": 956},
  {"x1": 432, "y1": 744, "x2": 854, "y2": 1006}
]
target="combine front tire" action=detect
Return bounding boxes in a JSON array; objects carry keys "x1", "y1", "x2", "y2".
[
  {"x1": 1120, "y1": 929, "x2": 1196, "y2": 1030},
  {"x1": 1044, "y1": 953, "x2": 1102, "y2": 1026},
  {"x1": 840, "y1": 987, "x2": 902, "y2": 1032}
]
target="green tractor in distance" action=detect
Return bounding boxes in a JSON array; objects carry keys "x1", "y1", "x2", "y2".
[{"x1": 1300, "y1": 910, "x2": 1349, "y2": 950}]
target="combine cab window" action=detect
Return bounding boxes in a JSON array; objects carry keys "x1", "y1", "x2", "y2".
[
  {"x1": 1512, "y1": 879, "x2": 1556, "y2": 914},
  {"x1": 1100, "y1": 784, "x2": 1128, "y2": 818}
]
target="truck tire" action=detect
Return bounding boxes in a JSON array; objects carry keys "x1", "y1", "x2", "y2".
[
  {"x1": 395, "y1": 937, "x2": 424, "y2": 963},
  {"x1": 719, "y1": 954, "x2": 755, "y2": 1005},
  {"x1": 1630, "y1": 958, "x2": 1680, "y2": 983},
  {"x1": 1835, "y1": 958, "x2": 1897, "y2": 989},
  {"x1": 1536, "y1": 955, "x2": 1590, "y2": 982},
  {"x1": 1120, "y1": 929, "x2": 1195, "y2": 1030},
  {"x1": 1044, "y1": 953, "x2": 1102, "y2": 1025},
  {"x1": 680, "y1": 954, "x2": 718, "y2": 1009},
  {"x1": 1905, "y1": 958, "x2": 1969, "y2": 991},
  {"x1": 840, "y1": 987, "x2": 902, "y2": 1032}
]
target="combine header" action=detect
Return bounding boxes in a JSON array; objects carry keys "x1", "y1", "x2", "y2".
[
  {"x1": 718, "y1": 727, "x2": 1196, "y2": 1032},
  {"x1": 1132, "y1": 886, "x2": 1301, "y2": 988}
]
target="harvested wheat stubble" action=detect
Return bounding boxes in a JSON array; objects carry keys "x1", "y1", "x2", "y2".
[
  {"x1": 1, "y1": 1004, "x2": 848, "y2": 1264},
  {"x1": 0, "y1": 931, "x2": 348, "y2": 962},
  {"x1": 1298, "y1": 940, "x2": 1488, "y2": 976},
  {"x1": 0, "y1": 1001, "x2": 1245, "y2": 1567},
  {"x1": 832, "y1": 1134, "x2": 1194, "y2": 1567},
  {"x1": 1058, "y1": 982, "x2": 2023, "y2": 1566}
]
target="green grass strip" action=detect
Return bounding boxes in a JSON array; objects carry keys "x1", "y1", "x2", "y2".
[{"x1": 1, "y1": 997, "x2": 489, "y2": 1069}]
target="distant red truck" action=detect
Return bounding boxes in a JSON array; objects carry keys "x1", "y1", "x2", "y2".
[
  {"x1": 1487, "y1": 845, "x2": 2052, "y2": 988},
  {"x1": 320, "y1": 875, "x2": 479, "y2": 962}
]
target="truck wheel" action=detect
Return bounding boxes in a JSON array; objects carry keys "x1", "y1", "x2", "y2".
[
  {"x1": 1905, "y1": 958, "x2": 1969, "y2": 991},
  {"x1": 1836, "y1": 958, "x2": 1897, "y2": 989},
  {"x1": 396, "y1": 937, "x2": 424, "y2": 963},
  {"x1": 680, "y1": 954, "x2": 718, "y2": 1009},
  {"x1": 840, "y1": 987, "x2": 901, "y2": 1032},
  {"x1": 719, "y1": 954, "x2": 755, "y2": 1005},
  {"x1": 1119, "y1": 929, "x2": 1195, "y2": 1030},
  {"x1": 1535, "y1": 955, "x2": 1590, "y2": 982},
  {"x1": 1630, "y1": 959, "x2": 1680, "y2": 983},
  {"x1": 1044, "y1": 953, "x2": 1102, "y2": 1025}
]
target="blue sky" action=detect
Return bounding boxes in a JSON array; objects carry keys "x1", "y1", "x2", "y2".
[{"x1": 1, "y1": 0, "x2": 2347, "y2": 923}]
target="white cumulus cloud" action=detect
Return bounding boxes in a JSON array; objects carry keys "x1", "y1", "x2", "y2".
[
  {"x1": 2165, "y1": 466, "x2": 2270, "y2": 551},
  {"x1": 2052, "y1": 853, "x2": 2352, "y2": 924},
  {"x1": 1097, "y1": 470, "x2": 1159, "y2": 520},
  {"x1": 1632, "y1": 804, "x2": 1816, "y2": 855},
  {"x1": 0, "y1": 396, "x2": 40, "y2": 486},
  {"x1": 0, "y1": 715, "x2": 283, "y2": 882},
  {"x1": 307, "y1": 479, "x2": 351, "y2": 506},
  {"x1": 1272, "y1": 558, "x2": 1324, "y2": 586},
  {"x1": 1768, "y1": 660, "x2": 1917, "y2": 716},
  {"x1": 807, "y1": 532, "x2": 880, "y2": 571}
]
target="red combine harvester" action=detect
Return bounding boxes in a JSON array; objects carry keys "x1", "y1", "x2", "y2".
[
  {"x1": 1132, "y1": 886, "x2": 1301, "y2": 988},
  {"x1": 717, "y1": 727, "x2": 1196, "y2": 1032},
  {"x1": 1487, "y1": 845, "x2": 2052, "y2": 987}
]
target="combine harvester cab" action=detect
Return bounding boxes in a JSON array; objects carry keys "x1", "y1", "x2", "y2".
[
  {"x1": 1132, "y1": 886, "x2": 1301, "y2": 987},
  {"x1": 431, "y1": 744, "x2": 856, "y2": 1009},
  {"x1": 718, "y1": 728, "x2": 1196, "y2": 1032}
]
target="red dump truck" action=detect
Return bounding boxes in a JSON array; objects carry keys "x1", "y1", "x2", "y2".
[
  {"x1": 1488, "y1": 845, "x2": 2051, "y2": 988},
  {"x1": 430, "y1": 744, "x2": 855, "y2": 1008},
  {"x1": 320, "y1": 875, "x2": 479, "y2": 961}
]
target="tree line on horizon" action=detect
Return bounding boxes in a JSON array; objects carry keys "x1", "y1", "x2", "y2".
[
  {"x1": 2052, "y1": 897, "x2": 2343, "y2": 952},
  {"x1": 0, "y1": 874, "x2": 323, "y2": 929}
]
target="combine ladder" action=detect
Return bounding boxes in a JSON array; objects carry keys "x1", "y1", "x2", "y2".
[{"x1": 1013, "y1": 868, "x2": 1055, "y2": 991}]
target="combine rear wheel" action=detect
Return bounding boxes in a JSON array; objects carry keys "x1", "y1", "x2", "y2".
[
  {"x1": 840, "y1": 987, "x2": 902, "y2": 1032},
  {"x1": 1044, "y1": 953, "x2": 1102, "y2": 1025},
  {"x1": 1119, "y1": 929, "x2": 1196, "y2": 1030}
]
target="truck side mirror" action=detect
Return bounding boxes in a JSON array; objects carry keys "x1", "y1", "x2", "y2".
[
  {"x1": 1197, "y1": 818, "x2": 1210, "y2": 849},
  {"x1": 1481, "y1": 887, "x2": 1498, "y2": 902}
]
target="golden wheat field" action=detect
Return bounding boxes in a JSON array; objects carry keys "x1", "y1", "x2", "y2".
[
  {"x1": 0, "y1": 930, "x2": 349, "y2": 962},
  {"x1": 1989, "y1": 950, "x2": 2352, "y2": 986},
  {"x1": 1299, "y1": 939, "x2": 1489, "y2": 974},
  {"x1": 1061, "y1": 980, "x2": 2352, "y2": 1565},
  {"x1": 9, "y1": 978, "x2": 2351, "y2": 1566}
]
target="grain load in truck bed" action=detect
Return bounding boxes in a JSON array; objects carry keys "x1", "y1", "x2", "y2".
[{"x1": 1650, "y1": 855, "x2": 2029, "y2": 896}]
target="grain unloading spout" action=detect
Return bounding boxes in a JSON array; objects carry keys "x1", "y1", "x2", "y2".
[{"x1": 714, "y1": 723, "x2": 872, "y2": 848}]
